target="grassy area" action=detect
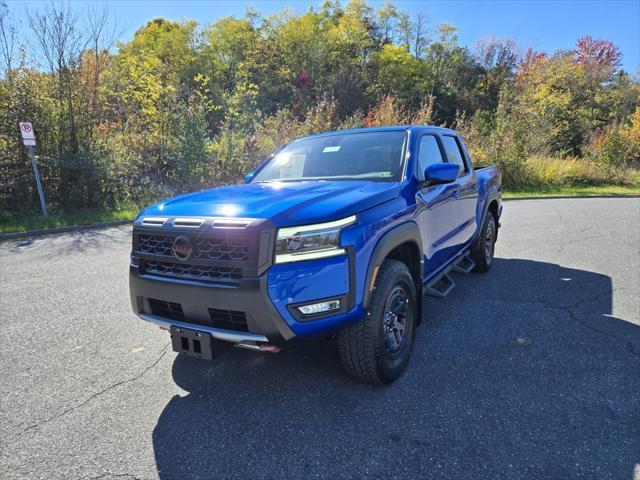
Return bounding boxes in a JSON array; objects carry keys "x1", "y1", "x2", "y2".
[
  {"x1": 1, "y1": 184, "x2": 639, "y2": 235},
  {"x1": 503, "y1": 184, "x2": 640, "y2": 198},
  {"x1": 0, "y1": 208, "x2": 139, "y2": 235}
]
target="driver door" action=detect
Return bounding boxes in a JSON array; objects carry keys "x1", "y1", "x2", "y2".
[{"x1": 414, "y1": 134, "x2": 459, "y2": 277}]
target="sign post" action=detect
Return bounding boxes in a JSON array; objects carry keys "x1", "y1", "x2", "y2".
[{"x1": 19, "y1": 122, "x2": 48, "y2": 220}]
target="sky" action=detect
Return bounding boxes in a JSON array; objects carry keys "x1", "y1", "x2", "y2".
[{"x1": 8, "y1": 0, "x2": 640, "y2": 73}]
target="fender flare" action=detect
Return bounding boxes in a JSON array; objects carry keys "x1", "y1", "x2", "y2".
[
  {"x1": 475, "y1": 191, "x2": 500, "y2": 243},
  {"x1": 362, "y1": 221, "x2": 423, "y2": 310}
]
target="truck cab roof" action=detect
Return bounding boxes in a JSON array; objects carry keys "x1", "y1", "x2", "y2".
[{"x1": 296, "y1": 125, "x2": 458, "y2": 141}]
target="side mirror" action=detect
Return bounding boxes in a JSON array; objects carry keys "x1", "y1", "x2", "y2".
[
  {"x1": 244, "y1": 171, "x2": 255, "y2": 183},
  {"x1": 422, "y1": 163, "x2": 460, "y2": 186}
]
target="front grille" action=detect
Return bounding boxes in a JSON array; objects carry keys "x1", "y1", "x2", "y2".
[
  {"x1": 138, "y1": 234, "x2": 249, "y2": 262},
  {"x1": 193, "y1": 238, "x2": 249, "y2": 261},
  {"x1": 149, "y1": 298, "x2": 184, "y2": 321},
  {"x1": 141, "y1": 260, "x2": 243, "y2": 282},
  {"x1": 138, "y1": 234, "x2": 174, "y2": 256},
  {"x1": 133, "y1": 218, "x2": 273, "y2": 284},
  {"x1": 208, "y1": 308, "x2": 249, "y2": 332}
]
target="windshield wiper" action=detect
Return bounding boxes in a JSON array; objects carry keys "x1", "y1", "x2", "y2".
[
  {"x1": 253, "y1": 178, "x2": 323, "y2": 183},
  {"x1": 253, "y1": 174, "x2": 392, "y2": 183}
]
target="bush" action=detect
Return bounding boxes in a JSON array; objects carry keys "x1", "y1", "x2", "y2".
[
  {"x1": 596, "y1": 128, "x2": 628, "y2": 179},
  {"x1": 169, "y1": 100, "x2": 211, "y2": 185},
  {"x1": 364, "y1": 95, "x2": 410, "y2": 127},
  {"x1": 523, "y1": 156, "x2": 602, "y2": 187},
  {"x1": 586, "y1": 121, "x2": 638, "y2": 181},
  {"x1": 207, "y1": 125, "x2": 260, "y2": 184}
]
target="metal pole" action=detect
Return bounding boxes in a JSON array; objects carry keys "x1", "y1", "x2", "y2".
[{"x1": 28, "y1": 145, "x2": 48, "y2": 219}]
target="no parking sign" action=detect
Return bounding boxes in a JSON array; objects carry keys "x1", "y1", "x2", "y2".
[
  {"x1": 19, "y1": 122, "x2": 36, "y2": 146},
  {"x1": 19, "y1": 121, "x2": 47, "y2": 218}
]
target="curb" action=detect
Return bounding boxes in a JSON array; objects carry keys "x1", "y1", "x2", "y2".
[
  {"x1": 502, "y1": 194, "x2": 640, "y2": 201},
  {"x1": 1, "y1": 194, "x2": 639, "y2": 242},
  {"x1": 0, "y1": 219, "x2": 133, "y2": 242}
]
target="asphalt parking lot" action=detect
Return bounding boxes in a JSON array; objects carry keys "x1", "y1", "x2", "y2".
[{"x1": 1, "y1": 197, "x2": 639, "y2": 480}]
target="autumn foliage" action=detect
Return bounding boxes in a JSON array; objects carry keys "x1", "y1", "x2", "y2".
[{"x1": 0, "y1": 1, "x2": 638, "y2": 216}]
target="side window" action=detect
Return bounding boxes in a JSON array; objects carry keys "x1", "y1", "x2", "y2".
[
  {"x1": 417, "y1": 135, "x2": 444, "y2": 180},
  {"x1": 441, "y1": 135, "x2": 468, "y2": 174}
]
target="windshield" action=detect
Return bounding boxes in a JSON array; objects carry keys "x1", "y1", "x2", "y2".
[{"x1": 251, "y1": 131, "x2": 407, "y2": 183}]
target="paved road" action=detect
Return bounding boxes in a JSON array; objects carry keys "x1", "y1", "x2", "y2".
[{"x1": 1, "y1": 198, "x2": 639, "y2": 480}]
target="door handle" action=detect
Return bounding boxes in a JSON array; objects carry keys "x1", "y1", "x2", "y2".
[{"x1": 451, "y1": 189, "x2": 460, "y2": 200}]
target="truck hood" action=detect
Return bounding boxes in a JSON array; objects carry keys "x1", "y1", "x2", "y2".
[{"x1": 140, "y1": 181, "x2": 402, "y2": 226}]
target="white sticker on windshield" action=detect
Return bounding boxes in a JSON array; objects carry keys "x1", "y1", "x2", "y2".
[{"x1": 322, "y1": 146, "x2": 341, "y2": 153}]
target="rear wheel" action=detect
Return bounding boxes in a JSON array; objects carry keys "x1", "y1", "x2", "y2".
[
  {"x1": 471, "y1": 212, "x2": 496, "y2": 273},
  {"x1": 338, "y1": 259, "x2": 417, "y2": 384}
]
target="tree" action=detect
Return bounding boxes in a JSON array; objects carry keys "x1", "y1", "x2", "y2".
[
  {"x1": 474, "y1": 38, "x2": 517, "y2": 111},
  {"x1": 573, "y1": 35, "x2": 621, "y2": 81},
  {"x1": 0, "y1": 1, "x2": 18, "y2": 77},
  {"x1": 28, "y1": 2, "x2": 86, "y2": 154},
  {"x1": 104, "y1": 19, "x2": 197, "y2": 161},
  {"x1": 423, "y1": 23, "x2": 484, "y2": 123},
  {"x1": 372, "y1": 44, "x2": 430, "y2": 109},
  {"x1": 376, "y1": 1, "x2": 400, "y2": 45},
  {"x1": 411, "y1": 11, "x2": 430, "y2": 59}
]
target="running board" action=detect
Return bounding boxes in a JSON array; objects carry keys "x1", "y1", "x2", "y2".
[
  {"x1": 425, "y1": 272, "x2": 455, "y2": 298},
  {"x1": 453, "y1": 253, "x2": 475, "y2": 274},
  {"x1": 425, "y1": 252, "x2": 475, "y2": 298}
]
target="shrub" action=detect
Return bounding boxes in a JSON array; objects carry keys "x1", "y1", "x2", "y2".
[
  {"x1": 169, "y1": 100, "x2": 211, "y2": 186},
  {"x1": 207, "y1": 124, "x2": 260, "y2": 184},
  {"x1": 523, "y1": 156, "x2": 602, "y2": 187},
  {"x1": 339, "y1": 110, "x2": 366, "y2": 130},
  {"x1": 364, "y1": 95, "x2": 410, "y2": 127},
  {"x1": 581, "y1": 106, "x2": 640, "y2": 183},
  {"x1": 298, "y1": 95, "x2": 341, "y2": 136},
  {"x1": 623, "y1": 107, "x2": 640, "y2": 164},
  {"x1": 411, "y1": 95, "x2": 436, "y2": 126},
  {"x1": 596, "y1": 127, "x2": 628, "y2": 178}
]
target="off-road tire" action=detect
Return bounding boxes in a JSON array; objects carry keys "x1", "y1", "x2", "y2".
[
  {"x1": 338, "y1": 259, "x2": 417, "y2": 384},
  {"x1": 471, "y1": 212, "x2": 496, "y2": 273}
]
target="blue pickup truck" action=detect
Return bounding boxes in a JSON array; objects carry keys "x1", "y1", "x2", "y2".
[{"x1": 130, "y1": 126, "x2": 502, "y2": 384}]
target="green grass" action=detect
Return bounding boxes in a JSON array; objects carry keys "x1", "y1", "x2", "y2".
[
  {"x1": 0, "y1": 208, "x2": 139, "y2": 235},
  {"x1": 503, "y1": 184, "x2": 640, "y2": 198},
  {"x1": 2, "y1": 183, "x2": 639, "y2": 235}
]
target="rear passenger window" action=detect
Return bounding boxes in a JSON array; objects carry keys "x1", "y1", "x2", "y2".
[
  {"x1": 441, "y1": 136, "x2": 468, "y2": 173},
  {"x1": 417, "y1": 135, "x2": 444, "y2": 180}
]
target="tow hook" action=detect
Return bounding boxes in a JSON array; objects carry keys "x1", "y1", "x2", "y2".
[
  {"x1": 235, "y1": 342, "x2": 283, "y2": 353},
  {"x1": 259, "y1": 344, "x2": 282, "y2": 353}
]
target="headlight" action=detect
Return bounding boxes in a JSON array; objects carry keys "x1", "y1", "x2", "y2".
[{"x1": 275, "y1": 215, "x2": 356, "y2": 264}]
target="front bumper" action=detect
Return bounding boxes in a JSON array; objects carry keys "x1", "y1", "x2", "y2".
[
  {"x1": 130, "y1": 249, "x2": 364, "y2": 346},
  {"x1": 130, "y1": 267, "x2": 295, "y2": 347}
]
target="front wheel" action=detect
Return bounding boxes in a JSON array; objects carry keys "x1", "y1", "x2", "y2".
[
  {"x1": 471, "y1": 212, "x2": 496, "y2": 273},
  {"x1": 338, "y1": 259, "x2": 417, "y2": 384}
]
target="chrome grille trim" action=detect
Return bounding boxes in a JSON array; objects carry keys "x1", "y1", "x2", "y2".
[
  {"x1": 141, "y1": 260, "x2": 243, "y2": 282},
  {"x1": 138, "y1": 216, "x2": 255, "y2": 229},
  {"x1": 211, "y1": 219, "x2": 251, "y2": 228},
  {"x1": 173, "y1": 217, "x2": 206, "y2": 228},
  {"x1": 141, "y1": 216, "x2": 168, "y2": 226}
]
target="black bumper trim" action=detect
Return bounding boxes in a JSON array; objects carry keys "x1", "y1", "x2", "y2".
[{"x1": 130, "y1": 267, "x2": 295, "y2": 346}]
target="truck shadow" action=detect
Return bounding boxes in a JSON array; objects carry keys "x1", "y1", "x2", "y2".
[{"x1": 152, "y1": 258, "x2": 640, "y2": 479}]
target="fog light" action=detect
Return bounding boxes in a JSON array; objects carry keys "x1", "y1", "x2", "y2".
[{"x1": 298, "y1": 299, "x2": 340, "y2": 316}]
